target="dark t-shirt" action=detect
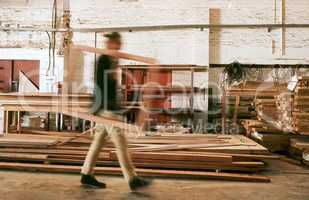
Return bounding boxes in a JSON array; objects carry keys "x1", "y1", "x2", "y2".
[{"x1": 92, "y1": 55, "x2": 119, "y2": 114}]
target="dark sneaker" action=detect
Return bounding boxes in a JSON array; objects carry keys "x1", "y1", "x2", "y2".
[
  {"x1": 129, "y1": 176, "x2": 152, "y2": 191},
  {"x1": 81, "y1": 174, "x2": 106, "y2": 189}
]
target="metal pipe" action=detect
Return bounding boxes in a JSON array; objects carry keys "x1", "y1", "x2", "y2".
[
  {"x1": 281, "y1": 0, "x2": 286, "y2": 56},
  {"x1": 1, "y1": 23, "x2": 309, "y2": 33}
]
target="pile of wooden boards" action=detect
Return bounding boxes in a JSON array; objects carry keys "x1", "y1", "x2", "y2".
[
  {"x1": 289, "y1": 138, "x2": 309, "y2": 166},
  {"x1": 239, "y1": 80, "x2": 308, "y2": 152},
  {"x1": 226, "y1": 96, "x2": 256, "y2": 119},
  {"x1": 224, "y1": 81, "x2": 287, "y2": 134},
  {"x1": 226, "y1": 81, "x2": 287, "y2": 97},
  {"x1": 242, "y1": 117, "x2": 309, "y2": 154},
  {"x1": 275, "y1": 92, "x2": 294, "y2": 132},
  {"x1": 275, "y1": 77, "x2": 309, "y2": 135},
  {"x1": 290, "y1": 77, "x2": 309, "y2": 135},
  {"x1": 0, "y1": 132, "x2": 276, "y2": 182},
  {"x1": 255, "y1": 99, "x2": 279, "y2": 122},
  {"x1": 0, "y1": 134, "x2": 58, "y2": 147},
  {"x1": 234, "y1": 79, "x2": 309, "y2": 160},
  {"x1": 241, "y1": 119, "x2": 289, "y2": 152}
]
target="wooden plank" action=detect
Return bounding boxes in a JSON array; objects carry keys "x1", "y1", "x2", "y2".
[
  {"x1": 0, "y1": 162, "x2": 271, "y2": 182},
  {"x1": 0, "y1": 153, "x2": 47, "y2": 161},
  {"x1": 157, "y1": 151, "x2": 279, "y2": 160},
  {"x1": 130, "y1": 143, "x2": 256, "y2": 152},
  {"x1": 0, "y1": 134, "x2": 58, "y2": 146},
  {"x1": 45, "y1": 159, "x2": 263, "y2": 172},
  {"x1": 110, "y1": 152, "x2": 233, "y2": 163},
  {"x1": 72, "y1": 45, "x2": 156, "y2": 64}
]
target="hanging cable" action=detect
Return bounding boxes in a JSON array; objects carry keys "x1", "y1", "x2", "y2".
[
  {"x1": 46, "y1": 0, "x2": 57, "y2": 76},
  {"x1": 52, "y1": 0, "x2": 57, "y2": 76},
  {"x1": 46, "y1": 31, "x2": 52, "y2": 76}
]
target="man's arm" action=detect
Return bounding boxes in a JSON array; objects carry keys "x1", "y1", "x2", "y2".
[{"x1": 71, "y1": 44, "x2": 157, "y2": 65}]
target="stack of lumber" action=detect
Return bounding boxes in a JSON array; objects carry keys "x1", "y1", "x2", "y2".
[
  {"x1": 242, "y1": 118, "x2": 309, "y2": 153},
  {"x1": 226, "y1": 96, "x2": 256, "y2": 119},
  {"x1": 238, "y1": 83, "x2": 298, "y2": 152},
  {"x1": 238, "y1": 79, "x2": 309, "y2": 157},
  {"x1": 242, "y1": 120, "x2": 282, "y2": 136},
  {"x1": 273, "y1": 77, "x2": 309, "y2": 135},
  {"x1": 225, "y1": 81, "x2": 287, "y2": 122},
  {"x1": 226, "y1": 81, "x2": 287, "y2": 97},
  {"x1": 0, "y1": 132, "x2": 276, "y2": 182},
  {"x1": 292, "y1": 77, "x2": 309, "y2": 135},
  {"x1": 250, "y1": 132, "x2": 291, "y2": 153},
  {"x1": 289, "y1": 138, "x2": 309, "y2": 166},
  {"x1": 241, "y1": 119, "x2": 289, "y2": 152},
  {"x1": 275, "y1": 92, "x2": 294, "y2": 132},
  {"x1": 255, "y1": 99, "x2": 279, "y2": 122},
  {"x1": 0, "y1": 134, "x2": 58, "y2": 147}
]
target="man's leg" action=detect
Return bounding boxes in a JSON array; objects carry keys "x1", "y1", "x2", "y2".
[
  {"x1": 110, "y1": 127, "x2": 137, "y2": 181},
  {"x1": 110, "y1": 127, "x2": 152, "y2": 190},
  {"x1": 81, "y1": 124, "x2": 108, "y2": 188}
]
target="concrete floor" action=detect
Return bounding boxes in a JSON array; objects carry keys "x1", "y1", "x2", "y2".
[{"x1": 0, "y1": 160, "x2": 309, "y2": 200}]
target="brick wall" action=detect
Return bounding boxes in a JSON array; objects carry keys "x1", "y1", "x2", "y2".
[{"x1": 0, "y1": 0, "x2": 309, "y2": 92}]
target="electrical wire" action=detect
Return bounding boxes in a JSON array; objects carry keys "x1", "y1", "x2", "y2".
[
  {"x1": 52, "y1": 0, "x2": 57, "y2": 76},
  {"x1": 46, "y1": 31, "x2": 51, "y2": 76},
  {"x1": 46, "y1": 0, "x2": 57, "y2": 76}
]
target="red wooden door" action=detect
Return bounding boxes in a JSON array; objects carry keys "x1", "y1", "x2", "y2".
[
  {"x1": 13, "y1": 60, "x2": 40, "y2": 88},
  {"x1": 0, "y1": 60, "x2": 13, "y2": 92}
]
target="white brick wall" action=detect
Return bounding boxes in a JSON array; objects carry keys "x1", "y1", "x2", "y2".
[
  {"x1": 1, "y1": 0, "x2": 308, "y2": 62},
  {"x1": 0, "y1": 0, "x2": 309, "y2": 92}
]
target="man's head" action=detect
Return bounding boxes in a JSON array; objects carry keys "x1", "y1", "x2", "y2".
[{"x1": 104, "y1": 32, "x2": 122, "y2": 50}]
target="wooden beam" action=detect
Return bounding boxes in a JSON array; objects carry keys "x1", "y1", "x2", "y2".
[
  {"x1": 281, "y1": 0, "x2": 286, "y2": 56},
  {"x1": 72, "y1": 45, "x2": 157, "y2": 64},
  {"x1": 110, "y1": 152, "x2": 233, "y2": 163},
  {"x1": 0, "y1": 162, "x2": 271, "y2": 182}
]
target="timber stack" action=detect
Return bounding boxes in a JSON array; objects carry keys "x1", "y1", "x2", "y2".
[
  {"x1": 292, "y1": 76, "x2": 309, "y2": 135},
  {"x1": 226, "y1": 81, "x2": 285, "y2": 119},
  {"x1": 255, "y1": 99, "x2": 279, "y2": 122},
  {"x1": 274, "y1": 76, "x2": 309, "y2": 135},
  {"x1": 275, "y1": 92, "x2": 294, "y2": 132},
  {"x1": 225, "y1": 81, "x2": 286, "y2": 133},
  {"x1": 226, "y1": 82, "x2": 287, "y2": 118},
  {"x1": 241, "y1": 119, "x2": 289, "y2": 152},
  {"x1": 0, "y1": 132, "x2": 276, "y2": 183},
  {"x1": 289, "y1": 138, "x2": 309, "y2": 166},
  {"x1": 238, "y1": 82, "x2": 289, "y2": 152},
  {"x1": 242, "y1": 77, "x2": 309, "y2": 152}
]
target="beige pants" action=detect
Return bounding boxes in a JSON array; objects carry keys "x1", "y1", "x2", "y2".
[{"x1": 81, "y1": 111, "x2": 137, "y2": 182}]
